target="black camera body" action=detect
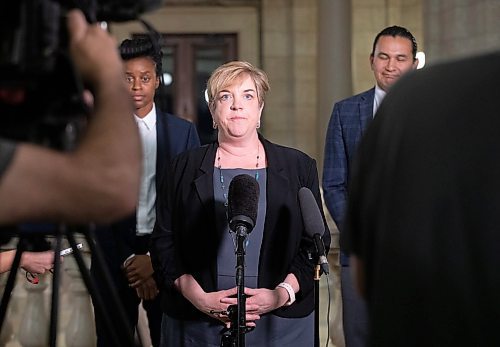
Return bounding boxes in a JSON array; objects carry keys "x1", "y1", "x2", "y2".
[{"x1": 0, "y1": 0, "x2": 160, "y2": 148}]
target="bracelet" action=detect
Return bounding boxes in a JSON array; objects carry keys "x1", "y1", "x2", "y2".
[{"x1": 277, "y1": 282, "x2": 296, "y2": 306}]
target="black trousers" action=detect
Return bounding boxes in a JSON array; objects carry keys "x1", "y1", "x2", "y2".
[{"x1": 341, "y1": 266, "x2": 369, "y2": 347}]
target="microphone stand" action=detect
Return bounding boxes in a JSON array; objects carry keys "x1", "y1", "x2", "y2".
[
  {"x1": 314, "y1": 264, "x2": 321, "y2": 347},
  {"x1": 235, "y1": 226, "x2": 247, "y2": 347},
  {"x1": 223, "y1": 173, "x2": 259, "y2": 347},
  {"x1": 221, "y1": 225, "x2": 249, "y2": 347}
]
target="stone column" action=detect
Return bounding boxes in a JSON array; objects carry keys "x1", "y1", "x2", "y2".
[
  {"x1": 318, "y1": 3, "x2": 351, "y2": 346},
  {"x1": 317, "y1": 0, "x2": 352, "y2": 172}
]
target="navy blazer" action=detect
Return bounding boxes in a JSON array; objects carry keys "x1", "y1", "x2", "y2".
[
  {"x1": 322, "y1": 88, "x2": 374, "y2": 265},
  {"x1": 151, "y1": 135, "x2": 331, "y2": 319},
  {"x1": 93, "y1": 108, "x2": 200, "y2": 267}
]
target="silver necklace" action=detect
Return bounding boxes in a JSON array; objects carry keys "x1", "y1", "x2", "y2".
[
  {"x1": 217, "y1": 144, "x2": 260, "y2": 207},
  {"x1": 217, "y1": 144, "x2": 260, "y2": 249}
]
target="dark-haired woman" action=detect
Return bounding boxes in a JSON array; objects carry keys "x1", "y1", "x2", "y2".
[{"x1": 90, "y1": 37, "x2": 200, "y2": 347}]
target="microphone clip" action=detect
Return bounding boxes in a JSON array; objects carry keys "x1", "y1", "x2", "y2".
[{"x1": 229, "y1": 214, "x2": 255, "y2": 237}]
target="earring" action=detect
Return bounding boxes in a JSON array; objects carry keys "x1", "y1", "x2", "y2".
[
  {"x1": 212, "y1": 121, "x2": 218, "y2": 129},
  {"x1": 256, "y1": 121, "x2": 261, "y2": 129}
]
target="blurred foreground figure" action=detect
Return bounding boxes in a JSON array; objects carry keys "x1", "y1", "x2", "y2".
[
  {"x1": 345, "y1": 51, "x2": 500, "y2": 346},
  {"x1": 0, "y1": 9, "x2": 140, "y2": 225}
]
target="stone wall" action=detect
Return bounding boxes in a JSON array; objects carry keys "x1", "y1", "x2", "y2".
[
  {"x1": 351, "y1": 0, "x2": 424, "y2": 94},
  {"x1": 261, "y1": 0, "x2": 319, "y2": 157},
  {"x1": 423, "y1": 0, "x2": 500, "y2": 64}
]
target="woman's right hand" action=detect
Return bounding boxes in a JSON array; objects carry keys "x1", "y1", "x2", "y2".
[
  {"x1": 197, "y1": 288, "x2": 237, "y2": 324},
  {"x1": 198, "y1": 288, "x2": 261, "y2": 327}
]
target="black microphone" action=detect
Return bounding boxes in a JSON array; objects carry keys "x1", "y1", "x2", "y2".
[
  {"x1": 227, "y1": 174, "x2": 259, "y2": 236},
  {"x1": 298, "y1": 187, "x2": 329, "y2": 275}
]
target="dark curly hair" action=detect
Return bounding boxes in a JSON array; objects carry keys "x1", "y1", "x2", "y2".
[{"x1": 119, "y1": 37, "x2": 163, "y2": 76}]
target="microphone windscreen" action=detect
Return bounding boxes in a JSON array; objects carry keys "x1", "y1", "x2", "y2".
[
  {"x1": 298, "y1": 187, "x2": 324, "y2": 237},
  {"x1": 228, "y1": 174, "x2": 259, "y2": 230}
]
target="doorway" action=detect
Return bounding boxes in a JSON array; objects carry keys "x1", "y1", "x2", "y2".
[{"x1": 155, "y1": 34, "x2": 237, "y2": 144}]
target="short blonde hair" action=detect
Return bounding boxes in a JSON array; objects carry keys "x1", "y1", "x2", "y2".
[{"x1": 207, "y1": 61, "x2": 270, "y2": 112}]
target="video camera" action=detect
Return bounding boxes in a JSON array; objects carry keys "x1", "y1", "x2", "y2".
[{"x1": 0, "y1": 0, "x2": 161, "y2": 148}]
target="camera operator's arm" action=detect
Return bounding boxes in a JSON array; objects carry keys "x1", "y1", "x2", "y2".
[{"x1": 0, "y1": 10, "x2": 140, "y2": 225}]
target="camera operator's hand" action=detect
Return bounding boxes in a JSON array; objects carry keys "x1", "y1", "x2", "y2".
[
  {"x1": 0, "y1": 9, "x2": 140, "y2": 225},
  {"x1": 21, "y1": 250, "x2": 60, "y2": 274},
  {"x1": 67, "y1": 10, "x2": 122, "y2": 87},
  {"x1": 0, "y1": 250, "x2": 60, "y2": 274}
]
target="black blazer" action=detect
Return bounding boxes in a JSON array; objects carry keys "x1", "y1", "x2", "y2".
[
  {"x1": 93, "y1": 108, "x2": 200, "y2": 270},
  {"x1": 151, "y1": 135, "x2": 330, "y2": 319}
]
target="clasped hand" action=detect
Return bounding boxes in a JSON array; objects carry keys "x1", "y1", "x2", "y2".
[
  {"x1": 123, "y1": 255, "x2": 158, "y2": 300},
  {"x1": 199, "y1": 287, "x2": 289, "y2": 328}
]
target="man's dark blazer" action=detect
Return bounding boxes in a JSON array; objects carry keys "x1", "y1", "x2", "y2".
[
  {"x1": 322, "y1": 88, "x2": 374, "y2": 266},
  {"x1": 151, "y1": 135, "x2": 331, "y2": 320}
]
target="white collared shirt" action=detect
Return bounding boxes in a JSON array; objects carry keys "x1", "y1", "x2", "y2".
[
  {"x1": 373, "y1": 84, "x2": 387, "y2": 117},
  {"x1": 134, "y1": 105, "x2": 157, "y2": 235}
]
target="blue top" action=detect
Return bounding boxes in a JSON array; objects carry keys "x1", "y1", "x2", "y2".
[{"x1": 215, "y1": 168, "x2": 266, "y2": 290}]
